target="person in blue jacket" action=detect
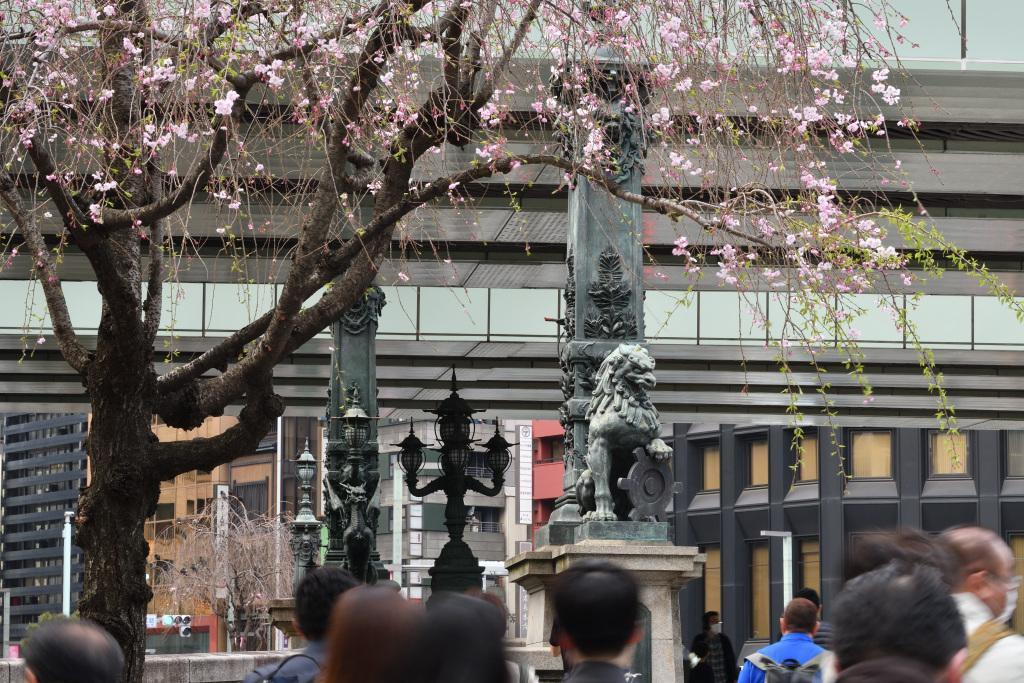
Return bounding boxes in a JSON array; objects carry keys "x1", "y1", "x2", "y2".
[{"x1": 737, "y1": 598, "x2": 824, "y2": 683}]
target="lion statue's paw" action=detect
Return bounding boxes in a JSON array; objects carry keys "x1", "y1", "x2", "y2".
[{"x1": 647, "y1": 438, "x2": 672, "y2": 462}]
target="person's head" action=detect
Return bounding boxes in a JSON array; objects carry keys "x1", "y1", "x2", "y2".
[
  {"x1": 835, "y1": 657, "x2": 947, "y2": 683},
  {"x1": 780, "y1": 597, "x2": 818, "y2": 636},
  {"x1": 831, "y1": 562, "x2": 966, "y2": 683},
  {"x1": 552, "y1": 560, "x2": 640, "y2": 659},
  {"x1": 398, "y1": 592, "x2": 509, "y2": 683},
  {"x1": 844, "y1": 529, "x2": 957, "y2": 587},
  {"x1": 942, "y1": 526, "x2": 1020, "y2": 622},
  {"x1": 794, "y1": 587, "x2": 821, "y2": 611},
  {"x1": 702, "y1": 610, "x2": 721, "y2": 634},
  {"x1": 293, "y1": 566, "x2": 358, "y2": 641},
  {"x1": 321, "y1": 586, "x2": 422, "y2": 683},
  {"x1": 23, "y1": 618, "x2": 124, "y2": 683}
]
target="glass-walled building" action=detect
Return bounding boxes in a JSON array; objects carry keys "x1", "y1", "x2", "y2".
[
  {"x1": 672, "y1": 423, "x2": 1024, "y2": 656},
  {"x1": 0, "y1": 413, "x2": 87, "y2": 643}
]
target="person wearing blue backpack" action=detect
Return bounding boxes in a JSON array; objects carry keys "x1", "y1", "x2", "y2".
[
  {"x1": 737, "y1": 598, "x2": 824, "y2": 683},
  {"x1": 243, "y1": 567, "x2": 358, "y2": 683}
]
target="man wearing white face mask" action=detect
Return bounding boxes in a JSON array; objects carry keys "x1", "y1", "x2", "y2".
[
  {"x1": 942, "y1": 526, "x2": 1024, "y2": 682},
  {"x1": 691, "y1": 611, "x2": 738, "y2": 683}
]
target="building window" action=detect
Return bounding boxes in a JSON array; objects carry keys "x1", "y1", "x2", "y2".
[
  {"x1": 1012, "y1": 536, "x2": 1024, "y2": 635},
  {"x1": 703, "y1": 546, "x2": 721, "y2": 616},
  {"x1": 798, "y1": 539, "x2": 821, "y2": 596},
  {"x1": 751, "y1": 543, "x2": 770, "y2": 639},
  {"x1": 701, "y1": 445, "x2": 720, "y2": 491},
  {"x1": 796, "y1": 435, "x2": 818, "y2": 482},
  {"x1": 850, "y1": 431, "x2": 892, "y2": 479},
  {"x1": 1007, "y1": 432, "x2": 1024, "y2": 478},
  {"x1": 749, "y1": 440, "x2": 768, "y2": 487},
  {"x1": 929, "y1": 431, "x2": 969, "y2": 477}
]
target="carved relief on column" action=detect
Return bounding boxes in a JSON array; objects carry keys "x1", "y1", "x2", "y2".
[
  {"x1": 341, "y1": 287, "x2": 387, "y2": 335},
  {"x1": 585, "y1": 247, "x2": 638, "y2": 340}
]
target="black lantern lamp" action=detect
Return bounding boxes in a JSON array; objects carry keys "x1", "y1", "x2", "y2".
[
  {"x1": 428, "y1": 368, "x2": 481, "y2": 475},
  {"x1": 395, "y1": 421, "x2": 429, "y2": 478},
  {"x1": 341, "y1": 402, "x2": 371, "y2": 451},
  {"x1": 482, "y1": 423, "x2": 514, "y2": 476}
]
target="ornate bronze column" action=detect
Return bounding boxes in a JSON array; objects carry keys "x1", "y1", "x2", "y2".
[
  {"x1": 540, "y1": 47, "x2": 650, "y2": 545},
  {"x1": 323, "y1": 286, "x2": 386, "y2": 583}
]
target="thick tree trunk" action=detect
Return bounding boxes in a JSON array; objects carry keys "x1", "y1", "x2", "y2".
[{"x1": 76, "y1": 309, "x2": 160, "y2": 683}]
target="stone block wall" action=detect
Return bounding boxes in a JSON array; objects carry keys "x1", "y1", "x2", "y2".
[{"x1": 0, "y1": 653, "x2": 291, "y2": 683}]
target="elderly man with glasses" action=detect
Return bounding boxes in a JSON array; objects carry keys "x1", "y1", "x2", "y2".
[{"x1": 942, "y1": 526, "x2": 1024, "y2": 682}]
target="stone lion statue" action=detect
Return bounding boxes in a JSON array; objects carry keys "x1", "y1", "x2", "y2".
[{"x1": 576, "y1": 343, "x2": 672, "y2": 521}]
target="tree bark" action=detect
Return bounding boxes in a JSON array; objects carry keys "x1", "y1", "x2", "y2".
[{"x1": 75, "y1": 245, "x2": 161, "y2": 681}]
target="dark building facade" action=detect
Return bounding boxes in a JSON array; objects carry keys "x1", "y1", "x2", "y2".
[
  {"x1": 672, "y1": 423, "x2": 1024, "y2": 656},
  {"x1": 0, "y1": 413, "x2": 87, "y2": 641}
]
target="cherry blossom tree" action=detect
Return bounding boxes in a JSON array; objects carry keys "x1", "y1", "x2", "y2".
[
  {"x1": 153, "y1": 498, "x2": 292, "y2": 653},
  {"x1": 0, "y1": 0, "x2": 1000, "y2": 678}
]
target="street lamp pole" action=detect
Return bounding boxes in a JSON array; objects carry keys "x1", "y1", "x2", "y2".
[
  {"x1": 61, "y1": 511, "x2": 74, "y2": 616},
  {"x1": 291, "y1": 440, "x2": 323, "y2": 592},
  {"x1": 397, "y1": 370, "x2": 513, "y2": 596},
  {"x1": 761, "y1": 530, "x2": 794, "y2": 607}
]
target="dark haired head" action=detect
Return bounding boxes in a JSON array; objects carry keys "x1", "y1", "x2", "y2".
[
  {"x1": 832, "y1": 562, "x2": 966, "y2": 673},
  {"x1": 553, "y1": 560, "x2": 639, "y2": 657},
  {"x1": 400, "y1": 593, "x2": 509, "y2": 683},
  {"x1": 794, "y1": 587, "x2": 821, "y2": 610},
  {"x1": 782, "y1": 598, "x2": 819, "y2": 634},
  {"x1": 835, "y1": 657, "x2": 938, "y2": 683},
  {"x1": 701, "y1": 611, "x2": 720, "y2": 631},
  {"x1": 844, "y1": 529, "x2": 956, "y2": 587},
  {"x1": 294, "y1": 566, "x2": 358, "y2": 640},
  {"x1": 23, "y1": 618, "x2": 124, "y2": 683}
]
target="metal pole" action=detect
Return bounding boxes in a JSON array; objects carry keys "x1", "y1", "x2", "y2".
[
  {"x1": 62, "y1": 511, "x2": 74, "y2": 616},
  {"x1": 782, "y1": 535, "x2": 793, "y2": 608},
  {"x1": 761, "y1": 530, "x2": 794, "y2": 609},
  {"x1": 391, "y1": 453, "x2": 403, "y2": 589}
]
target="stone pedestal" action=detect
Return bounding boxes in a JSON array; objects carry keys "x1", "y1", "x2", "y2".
[{"x1": 506, "y1": 530, "x2": 704, "y2": 683}]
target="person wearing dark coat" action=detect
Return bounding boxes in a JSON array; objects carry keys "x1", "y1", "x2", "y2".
[
  {"x1": 689, "y1": 640, "x2": 717, "y2": 683},
  {"x1": 242, "y1": 568, "x2": 357, "y2": 683},
  {"x1": 690, "y1": 611, "x2": 738, "y2": 683},
  {"x1": 795, "y1": 587, "x2": 833, "y2": 650},
  {"x1": 552, "y1": 560, "x2": 642, "y2": 683}
]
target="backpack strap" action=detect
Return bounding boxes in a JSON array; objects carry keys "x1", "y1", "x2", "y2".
[
  {"x1": 745, "y1": 653, "x2": 780, "y2": 671},
  {"x1": 962, "y1": 620, "x2": 1013, "y2": 674},
  {"x1": 258, "y1": 653, "x2": 319, "y2": 683},
  {"x1": 796, "y1": 653, "x2": 826, "y2": 672}
]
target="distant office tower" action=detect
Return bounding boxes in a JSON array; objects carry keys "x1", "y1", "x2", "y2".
[{"x1": 0, "y1": 413, "x2": 87, "y2": 641}]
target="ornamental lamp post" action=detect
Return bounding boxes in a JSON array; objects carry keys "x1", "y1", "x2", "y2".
[
  {"x1": 399, "y1": 369, "x2": 514, "y2": 596},
  {"x1": 290, "y1": 439, "x2": 323, "y2": 592}
]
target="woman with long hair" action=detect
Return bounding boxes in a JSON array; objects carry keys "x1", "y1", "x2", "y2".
[{"x1": 319, "y1": 586, "x2": 422, "y2": 683}]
